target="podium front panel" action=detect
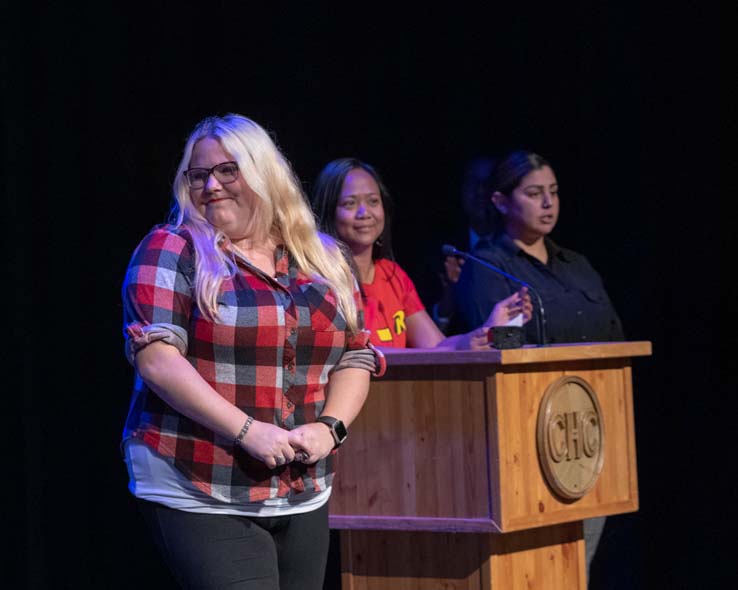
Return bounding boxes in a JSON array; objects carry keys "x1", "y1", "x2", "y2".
[{"x1": 330, "y1": 344, "x2": 645, "y2": 533}]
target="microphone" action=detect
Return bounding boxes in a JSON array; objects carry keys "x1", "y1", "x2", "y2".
[{"x1": 443, "y1": 244, "x2": 548, "y2": 346}]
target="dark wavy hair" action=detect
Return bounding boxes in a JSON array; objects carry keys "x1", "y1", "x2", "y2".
[
  {"x1": 489, "y1": 150, "x2": 553, "y2": 233},
  {"x1": 310, "y1": 158, "x2": 395, "y2": 261}
]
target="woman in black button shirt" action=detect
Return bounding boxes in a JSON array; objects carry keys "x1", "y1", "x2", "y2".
[
  {"x1": 452, "y1": 150, "x2": 624, "y2": 581},
  {"x1": 454, "y1": 150, "x2": 624, "y2": 345}
]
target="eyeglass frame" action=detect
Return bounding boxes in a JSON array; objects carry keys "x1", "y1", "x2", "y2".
[{"x1": 183, "y1": 161, "x2": 241, "y2": 189}]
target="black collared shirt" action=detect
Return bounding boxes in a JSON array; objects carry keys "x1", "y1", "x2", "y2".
[{"x1": 453, "y1": 233, "x2": 624, "y2": 344}]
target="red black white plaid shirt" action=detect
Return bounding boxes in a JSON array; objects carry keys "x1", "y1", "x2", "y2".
[{"x1": 122, "y1": 224, "x2": 381, "y2": 504}]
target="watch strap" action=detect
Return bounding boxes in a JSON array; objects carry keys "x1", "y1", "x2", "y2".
[{"x1": 316, "y1": 415, "x2": 347, "y2": 448}]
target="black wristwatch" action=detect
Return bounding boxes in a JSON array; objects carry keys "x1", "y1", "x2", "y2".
[{"x1": 316, "y1": 416, "x2": 348, "y2": 448}]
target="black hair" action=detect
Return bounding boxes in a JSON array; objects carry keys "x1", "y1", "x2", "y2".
[
  {"x1": 310, "y1": 158, "x2": 394, "y2": 261},
  {"x1": 488, "y1": 150, "x2": 553, "y2": 234},
  {"x1": 491, "y1": 150, "x2": 552, "y2": 196}
]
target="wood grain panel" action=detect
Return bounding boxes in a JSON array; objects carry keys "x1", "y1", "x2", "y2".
[
  {"x1": 492, "y1": 359, "x2": 639, "y2": 531},
  {"x1": 331, "y1": 365, "x2": 492, "y2": 523},
  {"x1": 489, "y1": 522, "x2": 586, "y2": 589},
  {"x1": 340, "y1": 523, "x2": 585, "y2": 590},
  {"x1": 341, "y1": 530, "x2": 489, "y2": 590}
]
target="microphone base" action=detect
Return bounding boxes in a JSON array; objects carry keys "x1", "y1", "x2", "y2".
[{"x1": 488, "y1": 326, "x2": 525, "y2": 349}]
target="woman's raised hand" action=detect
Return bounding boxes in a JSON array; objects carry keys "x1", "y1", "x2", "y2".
[{"x1": 484, "y1": 287, "x2": 533, "y2": 328}]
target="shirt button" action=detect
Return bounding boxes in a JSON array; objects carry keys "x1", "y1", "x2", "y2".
[
  {"x1": 286, "y1": 401, "x2": 294, "y2": 409},
  {"x1": 577, "y1": 310, "x2": 583, "y2": 316},
  {"x1": 287, "y1": 361, "x2": 295, "y2": 370},
  {"x1": 290, "y1": 328, "x2": 296, "y2": 336}
]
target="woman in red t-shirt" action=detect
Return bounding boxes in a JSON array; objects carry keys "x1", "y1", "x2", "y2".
[{"x1": 311, "y1": 158, "x2": 531, "y2": 349}]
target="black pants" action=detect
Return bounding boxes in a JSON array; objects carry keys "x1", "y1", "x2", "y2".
[{"x1": 137, "y1": 499, "x2": 330, "y2": 590}]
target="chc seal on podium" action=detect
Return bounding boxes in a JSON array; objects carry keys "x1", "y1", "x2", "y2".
[{"x1": 536, "y1": 376, "x2": 605, "y2": 500}]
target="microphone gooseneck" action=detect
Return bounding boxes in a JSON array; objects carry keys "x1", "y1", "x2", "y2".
[{"x1": 443, "y1": 244, "x2": 548, "y2": 346}]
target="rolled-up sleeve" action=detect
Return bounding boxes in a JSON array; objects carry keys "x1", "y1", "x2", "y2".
[
  {"x1": 122, "y1": 227, "x2": 195, "y2": 364},
  {"x1": 338, "y1": 280, "x2": 386, "y2": 377}
]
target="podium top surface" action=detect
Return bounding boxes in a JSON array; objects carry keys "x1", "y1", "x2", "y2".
[{"x1": 380, "y1": 341, "x2": 652, "y2": 367}]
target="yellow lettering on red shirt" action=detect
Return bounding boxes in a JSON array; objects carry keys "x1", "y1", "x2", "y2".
[
  {"x1": 376, "y1": 328, "x2": 393, "y2": 342},
  {"x1": 393, "y1": 310, "x2": 406, "y2": 335}
]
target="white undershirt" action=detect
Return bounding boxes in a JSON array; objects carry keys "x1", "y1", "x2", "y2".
[{"x1": 124, "y1": 439, "x2": 331, "y2": 517}]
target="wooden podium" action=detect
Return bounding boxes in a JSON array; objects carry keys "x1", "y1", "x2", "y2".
[{"x1": 329, "y1": 342, "x2": 651, "y2": 589}]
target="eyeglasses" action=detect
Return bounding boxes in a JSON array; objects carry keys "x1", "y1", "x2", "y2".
[{"x1": 183, "y1": 161, "x2": 240, "y2": 189}]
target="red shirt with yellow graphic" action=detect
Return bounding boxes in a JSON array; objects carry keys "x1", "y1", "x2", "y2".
[{"x1": 362, "y1": 258, "x2": 426, "y2": 348}]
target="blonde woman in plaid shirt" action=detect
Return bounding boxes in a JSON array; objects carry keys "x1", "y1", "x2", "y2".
[{"x1": 122, "y1": 114, "x2": 382, "y2": 590}]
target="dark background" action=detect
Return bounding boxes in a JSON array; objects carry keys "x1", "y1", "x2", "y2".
[{"x1": 3, "y1": 3, "x2": 728, "y2": 589}]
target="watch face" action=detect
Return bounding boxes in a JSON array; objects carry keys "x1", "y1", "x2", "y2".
[{"x1": 333, "y1": 420, "x2": 348, "y2": 443}]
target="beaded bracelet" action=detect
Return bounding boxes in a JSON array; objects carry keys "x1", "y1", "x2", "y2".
[{"x1": 234, "y1": 416, "x2": 254, "y2": 447}]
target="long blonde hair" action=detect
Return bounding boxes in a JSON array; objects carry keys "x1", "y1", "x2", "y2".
[{"x1": 171, "y1": 114, "x2": 359, "y2": 332}]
